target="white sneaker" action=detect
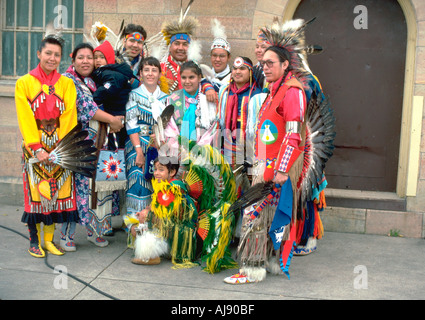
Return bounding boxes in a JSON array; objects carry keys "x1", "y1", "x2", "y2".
[{"x1": 87, "y1": 235, "x2": 109, "y2": 247}]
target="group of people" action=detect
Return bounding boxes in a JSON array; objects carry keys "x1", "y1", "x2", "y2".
[{"x1": 15, "y1": 8, "x2": 333, "y2": 284}]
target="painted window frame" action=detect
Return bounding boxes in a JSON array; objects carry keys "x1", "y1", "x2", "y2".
[{"x1": 0, "y1": 0, "x2": 84, "y2": 79}]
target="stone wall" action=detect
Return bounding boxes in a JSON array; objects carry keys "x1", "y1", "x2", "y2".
[{"x1": 84, "y1": 0, "x2": 259, "y2": 64}]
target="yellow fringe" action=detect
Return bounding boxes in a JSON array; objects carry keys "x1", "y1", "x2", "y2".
[
  {"x1": 158, "y1": 75, "x2": 169, "y2": 95},
  {"x1": 170, "y1": 227, "x2": 198, "y2": 269},
  {"x1": 172, "y1": 261, "x2": 198, "y2": 269}
]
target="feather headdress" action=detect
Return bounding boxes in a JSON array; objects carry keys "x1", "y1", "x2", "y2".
[
  {"x1": 44, "y1": 21, "x2": 65, "y2": 47},
  {"x1": 259, "y1": 17, "x2": 316, "y2": 82},
  {"x1": 83, "y1": 20, "x2": 127, "y2": 56},
  {"x1": 210, "y1": 18, "x2": 231, "y2": 53},
  {"x1": 161, "y1": 0, "x2": 199, "y2": 46}
]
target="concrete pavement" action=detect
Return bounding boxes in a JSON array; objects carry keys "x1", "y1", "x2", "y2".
[{"x1": 1, "y1": 203, "x2": 425, "y2": 303}]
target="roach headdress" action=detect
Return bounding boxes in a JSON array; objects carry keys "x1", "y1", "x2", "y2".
[
  {"x1": 44, "y1": 22, "x2": 65, "y2": 48},
  {"x1": 259, "y1": 17, "x2": 318, "y2": 84},
  {"x1": 161, "y1": 0, "x2": 199, "y2": 46}
]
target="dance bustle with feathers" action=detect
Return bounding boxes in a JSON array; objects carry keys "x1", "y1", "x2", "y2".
[
  {"x1": 299, "y1": 92, "x2": 335, "y2": 202},
  {"x1": 227, "y1": 181, "x2": 275, "y2": 214}
]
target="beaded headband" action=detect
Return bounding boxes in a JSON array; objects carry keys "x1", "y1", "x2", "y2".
[
  {"x1": 233, "y1": 57, "x2": 253, "y2": 70},
  {"x1": 170, "y1": 33, "x2": 191, "y2": 44},
  {"x1": 211, "y1": 38, "x2": 231, "y2": 53},
  {"x1": 125, "y1": 32, "x2": 145, "y2": 42}
]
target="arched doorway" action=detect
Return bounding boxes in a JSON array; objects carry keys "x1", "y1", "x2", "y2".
[{"x1": 293, "y1": 0, "x2": 407, "y2": 193}]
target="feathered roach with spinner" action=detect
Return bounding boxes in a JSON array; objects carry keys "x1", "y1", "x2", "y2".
[
  {"x1": 258, "y1": 17, "x2": 326, "y2": 88},
  {"x1": 161, "y1": 0, "x2": 198, "y2": 45},
  {"x1": 146, "y1": 0, "x2": 200, "y2": 64}
]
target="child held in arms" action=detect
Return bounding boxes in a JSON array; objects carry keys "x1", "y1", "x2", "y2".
[{"x1": 92, "y1": 40, "x2": 135, "y2": 147}]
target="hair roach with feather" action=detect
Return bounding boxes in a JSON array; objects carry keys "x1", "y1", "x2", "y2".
[
  {"x1": 42, "y1": 21, "x2": 65, "y2": 49},
  {"x1": 260, "y1": 17, "x2": 318, "y2": 84},
  {"x1": 161, "y1": 0, "x2": 199, "y2": 45}
]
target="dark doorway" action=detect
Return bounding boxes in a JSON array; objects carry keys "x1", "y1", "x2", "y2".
[{"x1": 294, "y1": 0, "x2": 407, "y2": 192}]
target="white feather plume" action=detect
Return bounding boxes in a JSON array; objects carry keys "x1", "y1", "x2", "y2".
[
  {"x1": 187, "y1": 39, "x2": 202, "y2": 62},
  {"x1": 211, "y1": 18, "x2": 227, "y2": 40},
  {"x1": 146, "y1": 31, "x2": 169, "y2": 61},
  {"x1": 199, "y1": 64, "x2": 215, "y2": 81},
  {"x1": 44, "y1": 21, "x2": 64, "y2": 46}
]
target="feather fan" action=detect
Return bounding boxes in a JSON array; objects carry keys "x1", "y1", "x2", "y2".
[
  {"x1": 227, "y1": 181, "x2": 274, "y2": 214},
  {"x1": 29, "y1": 123, "x2": 97, "y2": 177}
]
